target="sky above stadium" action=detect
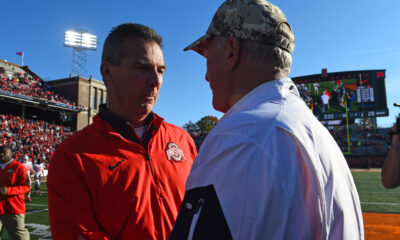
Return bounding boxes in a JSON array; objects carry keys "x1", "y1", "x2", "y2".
[{"x1": 1, "y1": 0, "x2": 399, "y2": 128}]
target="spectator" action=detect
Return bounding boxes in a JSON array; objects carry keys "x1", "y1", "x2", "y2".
[
  {"x1": 0, "y1": 114, "x2": 72, "y2": 166},
  {"x1": 0, "y1": 145, "x2": 30, "y2": 240},
  {"x1": 0, "y1": 71, "x2": 80, "y2": 109}
]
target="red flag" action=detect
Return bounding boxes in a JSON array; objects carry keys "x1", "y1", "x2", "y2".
[{"x1": 16, "y1": 52, "x2": 23, "y2": 56}]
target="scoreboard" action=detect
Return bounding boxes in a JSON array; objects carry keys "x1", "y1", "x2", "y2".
[{"x1": 291, "y1": 69, "x2": 388, "y2": 121}]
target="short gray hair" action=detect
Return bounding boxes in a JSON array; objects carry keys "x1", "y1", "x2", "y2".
[
  {"x1": 240, "y1": 22, "x2": 293, "y2": 75},
  {"x1": 102, "y1": 23, "x2": 163, "y2": 66},
  {"x1": 240, "y1": 40, "x2": 292, "y2": 75}
]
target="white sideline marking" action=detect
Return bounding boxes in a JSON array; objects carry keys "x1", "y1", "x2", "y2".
[
  {"x1": 26, "y1": 203, "x2": 48, "y2": 207},
  {"x1": 26, "y1": 208, "x2": 48, "y2": 215},
  {"x1": 25, "y1": 223, "x2": 52, "y2": 239},
  {"x1": 359, "y1": 191, "x2": 400, "y2": 194},
  {"x1": 361, "y1": 202, "x2": 400, "y2": 206}
]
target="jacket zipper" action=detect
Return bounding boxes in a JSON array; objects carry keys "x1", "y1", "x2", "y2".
[{"x1": 141, "y1": 139, "x2": 162, "y2": 203}]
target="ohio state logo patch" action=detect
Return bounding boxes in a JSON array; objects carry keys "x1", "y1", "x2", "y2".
[{"x1": 165, "y1": 142, "x2": 185, "y2": 162}]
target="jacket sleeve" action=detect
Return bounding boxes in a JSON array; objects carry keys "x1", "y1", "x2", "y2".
[
  {"x1": 47, "y1": 146, "x2": 111, "y2": 240},
  {"x1": 7, "y1": 165, "x2": 30, "y2": 196}
]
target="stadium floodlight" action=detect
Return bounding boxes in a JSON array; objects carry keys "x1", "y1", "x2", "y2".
[
  {"x1": 64, "y1": 29, "x2": 98, "y2": 77},
  {"x1": 64, "y1": 30, "x2": 97, "y2": 50}
]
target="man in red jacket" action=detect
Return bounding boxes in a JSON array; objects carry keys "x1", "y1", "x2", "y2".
[
  {"x1": 0, "y1": 145, "x2": 30, "y2": 239},
  {"x1": 47, "y1": 23, "x2": 197, "y2": 240}
]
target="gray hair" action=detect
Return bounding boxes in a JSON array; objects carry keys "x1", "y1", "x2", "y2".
[
  {"x1": 240, "y1": 40, "x2": 292, "y2": 75},
  {"x1": 102, "y1": 23, "x2": 163, "y2": 66},
  {"x1": 213, "y1": 33, "x2": 293, "y2": 75},
  {"x1": 240, "y1": 22, "x2": 293, "y2": 74}
]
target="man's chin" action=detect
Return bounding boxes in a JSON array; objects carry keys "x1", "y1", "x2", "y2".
[
  {"x1": 137, "y1": 104, "x2": 155, "y2": 115},
  {"x1": 212, "y1": 101, "x2": 227, "y2": 113}
]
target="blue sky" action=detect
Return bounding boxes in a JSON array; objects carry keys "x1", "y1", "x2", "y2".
[{"x1": 2, "y1": 0, "x2": 399, "y2": 128}]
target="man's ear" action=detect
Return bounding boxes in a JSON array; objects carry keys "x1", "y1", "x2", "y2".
[
  {"x1": 100, "y1": 61, "x2": 114, "y2": 87},
  {"x1": 226, "y1": 37, "x2": 240, "y2": 72}
]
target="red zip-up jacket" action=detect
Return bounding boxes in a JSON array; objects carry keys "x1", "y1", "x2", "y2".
[
  {"x1": 0, "y1": 159, "x2": 30, "y2": 215},
  {"x1": 48, "y1": 113, "x2": 197, "y2": 240}
]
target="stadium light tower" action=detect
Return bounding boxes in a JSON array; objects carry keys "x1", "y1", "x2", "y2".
[{"x1": 64, "y1": 29, "x2": 97, "y2": 77}]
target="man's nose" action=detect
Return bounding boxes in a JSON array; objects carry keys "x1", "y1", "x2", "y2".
[{"x1": 148, "y1": 69, "x2": 162, "y2": 86}]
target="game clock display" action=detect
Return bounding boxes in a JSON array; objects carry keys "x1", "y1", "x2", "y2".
[{"x1": 292, "y1": 69, "x2": 389, "y2": 122}]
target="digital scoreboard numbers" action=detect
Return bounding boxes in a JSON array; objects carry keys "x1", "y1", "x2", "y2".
[
  {"x1": 292, "y1": 70, "x2": 388, "y2": 122},
  {"x1": 357, "y1": 86, "x2": 374, "y2": 103}
]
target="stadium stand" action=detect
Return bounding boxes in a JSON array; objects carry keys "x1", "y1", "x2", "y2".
[
  {"x1": 292, "y1": 81, "x2": 391, "y2": 167},
  {"x1": 0, "y1": 113, "x2": 72, "y2": 166},
  {"x1": 327, "y1": 125, "x2": 389, "y2": 155},
  {"x1": 188, "y1": 99, "x2": 391, "y2": 168},
  {"x1": 0, "y1": 60, "x2": 80, "y2": 172},
  {"x1": 0, "y1": 60, "x2": 84, "y2": 111}
]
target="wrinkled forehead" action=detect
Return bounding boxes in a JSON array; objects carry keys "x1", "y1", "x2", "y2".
[
  {"x1": 121, "y1": 38, "x2": 165, "y2": 64},
  {"x1": 122, "y1": 37, "x2": 162, "y2": 53}
]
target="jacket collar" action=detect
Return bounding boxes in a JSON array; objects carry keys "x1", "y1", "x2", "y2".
[
  {"x1": 221, "y1": 78, "x2": 299, "y2": 121},
  {"x1": 98, "y1": 104, "x2": 162, "y2": 144}
]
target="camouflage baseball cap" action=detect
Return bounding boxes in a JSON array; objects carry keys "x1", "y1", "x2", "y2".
[{"x1": 184, "y1": 0, "x2": 295, "y2": 55}]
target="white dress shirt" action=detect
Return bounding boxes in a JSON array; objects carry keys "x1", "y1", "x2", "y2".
[{"x1": 179, "y1": 78, "x2": 363, "y2": 240}]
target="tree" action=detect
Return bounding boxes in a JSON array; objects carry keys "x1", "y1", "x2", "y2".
[
  {"x1": 196, "y1": 116, "x2": 219, "y2": 135},
  {"x1": 183, "y1": 120, "x2": 199, "y2": 136}
]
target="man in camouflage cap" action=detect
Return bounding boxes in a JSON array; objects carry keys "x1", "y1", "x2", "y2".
[
  {"x1": 184, "y1": 0, "x2": 295, "y2": 55},
  {"x1": 170, "y1": 0, "x2": 364, "y2": 239}
]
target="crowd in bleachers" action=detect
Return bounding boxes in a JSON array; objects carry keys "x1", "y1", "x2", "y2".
[
  {"x1": 327, "y1": 125, "x2": 390, "y2": 156},
  {"x1": 0, "y1": 70, "x2": 80, "y2": 107},
  {"x1": 0, "y1": 60, "x2": 85, "y2": 110},
  {"x1": 0, "y1": 114, "x2": 73, "y2": 166},
  {"x1": 190, "y1": 124, "x2": 390, "y2": 157}
]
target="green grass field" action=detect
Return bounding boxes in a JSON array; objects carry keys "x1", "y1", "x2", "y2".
[
  {"x1": 353, "y1": 170, "x2": 400, "y2": 213},
  {"x1": 1, "y1": 182, "x2": 50, "y2": 240},
  {"x1": 1, "y1": 170, "x2": 399, "y2": 238}
]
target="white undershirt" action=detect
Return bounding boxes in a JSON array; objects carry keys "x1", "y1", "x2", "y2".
[
  {"x1": 0, "y1": 159, "x2": 13, "y2": 170},
  {"x1": 134, "y1": 126, "x2": 147, "y2": 139}
]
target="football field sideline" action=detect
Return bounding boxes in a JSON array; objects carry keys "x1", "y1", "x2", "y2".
[{"x1": 3, "y1": 170, "x2": 400, "y2": 239}]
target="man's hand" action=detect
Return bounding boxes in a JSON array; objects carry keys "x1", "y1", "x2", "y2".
[{"x1": 0, "y1": 187, "x2": 8, "y2": 196}]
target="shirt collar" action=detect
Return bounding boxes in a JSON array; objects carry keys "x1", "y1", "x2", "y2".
[
  {"x1": 0, "y1": 159, "x2": 14, "y2": 170},
  {"x1": 221, "y1": 78, "x2": 299, "y2": 121},
  {"x1": 98, "y1": 103, "x2": 155, "y2": 142}
]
